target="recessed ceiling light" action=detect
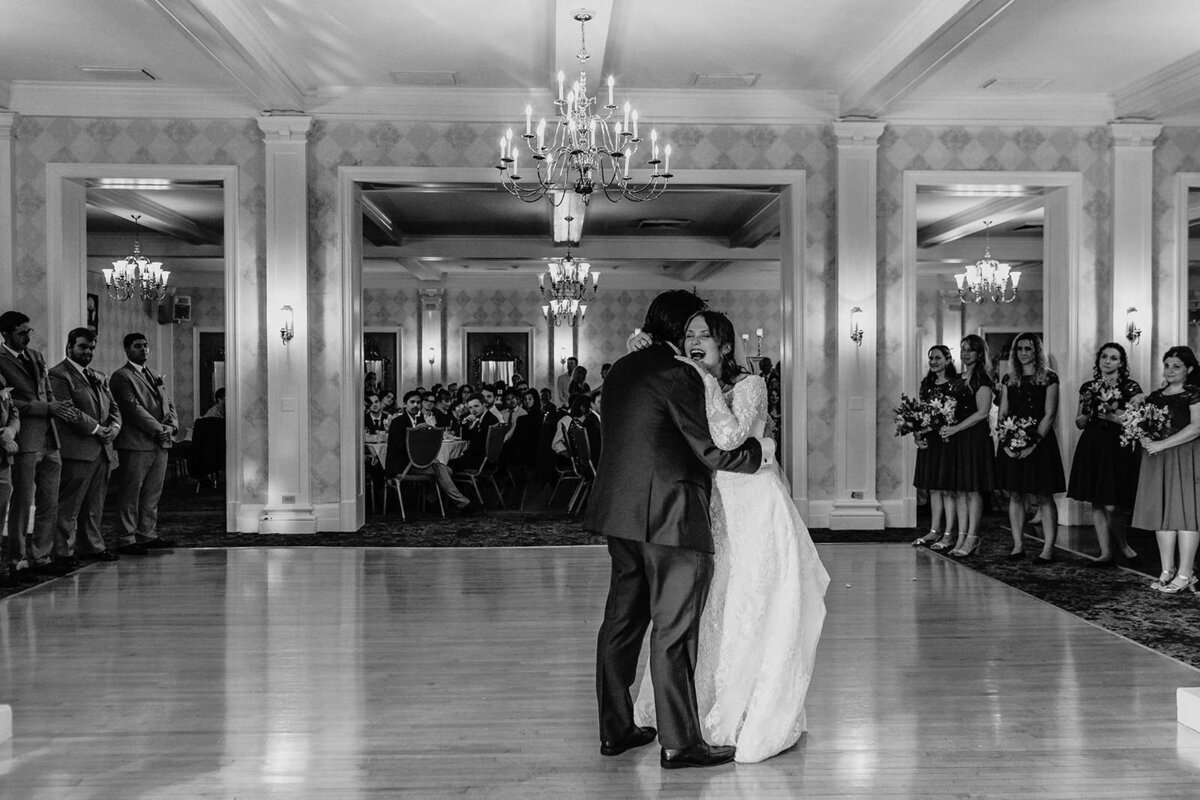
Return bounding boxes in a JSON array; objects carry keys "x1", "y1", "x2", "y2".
[
  {"x1": 79, "y1": 67, "x2": 157, "y2": 81},
  {"x1": 391, "y1": 71, "x2": 459, "y2": 86},
  {"x1": 693, "y1": 73, "x2": 759, "y2": 89}
]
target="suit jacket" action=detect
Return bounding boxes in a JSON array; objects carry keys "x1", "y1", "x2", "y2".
[
  {"x1": 582, "y1": 342, "x2": 762, "y2": 552},
  {"x1": 111, "y1": 363, "x2": 178, "y2": 451},
  {"x1": 0, "y1": 386, "x2": 20, "y2": 467},
  {"x1": 48, "y1": 360, "x2": 121, "y2": 462},
  {"x1": 364, "y1": 412, "x2": 389, "y2": 434},
  {"x1": 383, "y1": 413, "x2": 427, "y2": 475},
  {"x1": 0, "y1": 346, "x2": 59, "y2": 453},
  {"x1": 457, "y1": 411, "x2": 497, "y2": 465}
]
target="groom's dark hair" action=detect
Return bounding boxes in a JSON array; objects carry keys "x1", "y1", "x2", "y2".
[{"x1": 642, "y1": 290, "x2": 706, "y2": 346}]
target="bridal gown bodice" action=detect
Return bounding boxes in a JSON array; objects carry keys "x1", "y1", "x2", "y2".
[{"x1": 634, "y1": 372, "x2": 829, "y2": 763}]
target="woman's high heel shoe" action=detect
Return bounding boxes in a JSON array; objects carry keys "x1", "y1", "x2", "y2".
[
  {"x1": 929, "y1": 533, "x2": 956, "y2": 551},
  {"x1": 1157, "y1": 574, "x2": 1197, "y2": 594},
  {"x1": 1150, "y1": 569, "x2": 1176, "y2": 590},
  {"x1": 950, "y1": 535, "x2": 981, "y2": 558},
  {"x1": 911, "y1": 530, "x2": 941, "y2": 547}
]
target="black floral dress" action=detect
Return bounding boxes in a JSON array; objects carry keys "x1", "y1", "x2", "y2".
[
  {"x1": 939, "y1": 370, "x2": 995, "y2": 492},
  {"x1": 995, "y1": 371, "x2": 1066, "y2": 495},
  {"x1": 1066, "y1": 377, "x2": 1142, "y2": 507},
  {"x1": 1132, "y1": 385, "x2": 1200, "y2": 531}
]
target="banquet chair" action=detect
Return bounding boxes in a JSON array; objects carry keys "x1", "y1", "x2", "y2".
[
  {"x1": 546, "y1": 427, "x2": 586, "y2": 511},
  {"x1": 565, "y1": 423, "x2": 597, "y2": 515},
  {"x1": 452, "y1": 424, "x2": 509, "y2": 508},
  {"x1": 383, "y1": 427, "x2": 447, "y2": 522}
]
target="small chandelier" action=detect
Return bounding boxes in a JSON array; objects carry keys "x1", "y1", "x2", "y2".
[
  {"x1": 540, "y1": 245, "x2": 599, "y2": 327},
  {"x1": 955, "y1": 220, "x2": 1019, "y2": 304},
  {"x1": 104, "y1": 215, "x2": 170, "y2": 302},
  {"x1": 497, "y1": 9, "x2": 672, "y2": 206}
]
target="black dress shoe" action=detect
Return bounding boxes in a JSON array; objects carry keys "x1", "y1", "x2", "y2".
[
  {"x1": 143, "y1": 537, "x2": 177, "y2": 549},
  {"x1": 82, "y1": 550, "x2": 120, "y2": 562},
  {"x1": 53, "y1": 557, "x2": 81, "y2": 572},
  {"x1": 1005, "y1": 551, "x2": 1026, "y2": 562},
  {"x1": 1031, "y1": 554, "x2": 1054, "y2": 566},
  {"x1": 118, "y1": 543, "x2": 151, "y2": 555},
  {"x1": 660, "y1": 743, "x2": 736, "y2": 769},
  {"x1": 600, "y1": 726, "x2": 657, "y2": 756},
  {"x1": 1085, "y1": 556, "x2": 1117, "y2": 569}
]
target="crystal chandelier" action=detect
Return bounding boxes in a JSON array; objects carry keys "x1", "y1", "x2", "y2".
[
  {"x1": 104, "y1": 215, "x2": 170, "y2": 302},
  {"x1": 497, "y1": 9, "x2": 672, "y2": 205},
  {"x1": 540, "y1": 245, "x2": 599, "y2": 327},
  {"x1": 955, "y1": 221, "x2": 1020, "y2": 304}
]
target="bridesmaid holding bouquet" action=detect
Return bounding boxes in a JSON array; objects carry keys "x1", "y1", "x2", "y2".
[
  {"x1": 937, "y1": 334, "x2": 996, "y2": 558},
  {"x1": 995, "y1": 333, "x2": 1066, "y2": 563},
  {"x1": 912, "y1": 345, "x2": 960, "y2": 550},
  {"x1": 1131, "y1": 346, "x2": 1200, "y2": 595},
  {"x1": 1067, "y1": 342, "x2": 1143, "y2": 567}
]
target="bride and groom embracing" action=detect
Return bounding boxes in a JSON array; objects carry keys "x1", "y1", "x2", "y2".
[{"x1": 586, "y1": 289, "x2": 829, "y2": 768}]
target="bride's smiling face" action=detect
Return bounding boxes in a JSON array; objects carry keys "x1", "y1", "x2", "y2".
[{"x1": 684, "y1": 315, "x2": 729, "y2": 376}]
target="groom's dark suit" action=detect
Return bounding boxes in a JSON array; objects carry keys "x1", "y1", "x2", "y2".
[{"x1": 585, "y1": 341, "x2": 762, "y2": 751}]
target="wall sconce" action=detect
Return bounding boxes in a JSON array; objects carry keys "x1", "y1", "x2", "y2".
[
  {"x1": 427, "y1": 346, "x2": 435, "y2": 368},
  {"x1": 280, "y1": 305, "x2": 294, "y2": 345},
  {"x1": 849, "y1": 307, "x2": 864, "y2": 347},
  {"x1": 754, "y1": 328, "x2": 764, "y2": 356},
  {"x1": 1125, "y1": 306, "x2": 1141, "y2": 345}
]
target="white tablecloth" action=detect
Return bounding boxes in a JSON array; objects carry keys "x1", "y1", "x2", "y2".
[{"x1": 365, "y1": 438, "x2": 468, "y2": 466}]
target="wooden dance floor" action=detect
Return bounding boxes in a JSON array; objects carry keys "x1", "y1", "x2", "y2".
[{"x1": 1, "y1": 544, "x2": 1199, "y2": 798}]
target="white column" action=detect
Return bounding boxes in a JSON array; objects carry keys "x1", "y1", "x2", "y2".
[
  {"x1": 1110, "y1": 122, "x2": 1162, "y2": 385},
  {"x1": 830, "y1": 120, "x2": 887, "y2": 530},
  {"x1": 258, "y1": 115, "x2": 318, "y2": 534},
  {"x1": 0, "y1": 112, "x2": 14, "y2": 310},
  {"x1": 419, "y1": 288, "x2": 444, "y2": 385}
]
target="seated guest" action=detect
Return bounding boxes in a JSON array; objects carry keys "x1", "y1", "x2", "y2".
[
  {"x1": 449, "y1": 401, "x2": 468, "y2": 436},
  {"x1": 540, "y1": 388, "x2": 556, "y2": 414},
  {"x1": 567, "y1": 365, "x2": 591, "y2": 399},
  {"x1": 500, "y1": 388, "x2": 526, "y2": 443},
  {"x1": 449, "y1": 394, "x2": 497, "y2": 472},
  {"x1": 457, "y1": 383, "x2": 474, "y2": 406},
  {"x1": 364, "y1": 393, "x2": 388, "y2": 433},
  {"x1": 431, "y1": 390, "x2": 455, "y2": 428},
  {"x1": 420, "y1": 392, "x2": 440, "y2": 427},
  {"x1": 552, "y1": 394, "x2": 601, "y2": 464},
  {"x1": 480, "y1": 387, "x2": 505, "y2": 424},
  {"x1": 202, "y1": 387, "x2": 226, "y2": 419},
  {"x1": 590, "y1": 363, "x2": 611, "y2": 414},
  {"x1": 446, "y1": 382, "x2": 459, "y2": 398},
  {"x1": 379, "y1": 390, "x2": 397, "y2": 418},
  {"x1": 501, "y1": 389, "x2": 542, "y2": 470},
  {"x1": 384, "y1": 399, "x2": 478, "y2": 513}
]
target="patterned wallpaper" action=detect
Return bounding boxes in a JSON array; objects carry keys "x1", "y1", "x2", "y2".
[
  {"x1": 11, "y1": 114, "x2": 1195, "y2": 519},
  {"x1": 875, "y1": 125, "x2": 1110, "y2": 500},
  {"x1": 11, "y1": 117, "x2": 269, "y2": 504}
]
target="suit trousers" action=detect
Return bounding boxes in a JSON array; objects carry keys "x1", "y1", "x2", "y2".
[
  {"x1": 56, "y1": 455, "x2": 111, "y2": 555},
  {"x1": 596, "y1": 536, "x2": 713, "y2": 750},
  {"x1": 8, "y1": 449, "x2": 63, "y2": 563},
  {"x1": 0, "y1": 466, "x2": 15, "y2": 566},
  {"x1": 116, "y1": 448, "x2": 168, "y2": 545}
]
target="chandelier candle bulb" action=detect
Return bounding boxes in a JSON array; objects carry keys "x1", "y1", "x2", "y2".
[
  {"x1": 623, "y1": 102, "x2": 630, "y2": 132},
  {"x1": 607, "y1": 75, "x2": 614, "y2": 106},
  {"x1": 664, "y1": 144, "x2": 671, "y2": 174},
  {"x1": 631, "y1": 110, "x2": 638, "y2": 139},
  {"x1": 1010, "y1": 271, "x2": 1021, "y2": 288},
  {"x1": 558, "y1": 71, "x2": 564, "y2": 101}
]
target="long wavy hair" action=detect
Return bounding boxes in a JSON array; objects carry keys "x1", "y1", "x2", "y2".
[
  {"x1": 920, "y1": 345, "x2": 959, "y2": 394},
  {"x1": 686, "y1": 310, "x2": 747, "y2": 386},
  {"x1": 959, "y1": 334, "x2": 989, "y2": 380},
  {"x1": 1092, "y1": 341, "x2": 1130, "y2": 383},
  {"x1": 1163, "y1": 345, "x2": 1200, "y2": 387},
  {"x1": 1008, "y1": 332, "x2": 1050, "y2": 385}
]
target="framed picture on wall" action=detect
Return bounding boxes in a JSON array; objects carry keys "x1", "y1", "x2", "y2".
[{"x1": 86, "y1": 293, "x2": 98, "y2": 334}]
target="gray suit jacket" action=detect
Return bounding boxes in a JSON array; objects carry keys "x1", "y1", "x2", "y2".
[
  {"x1": 0, "y1": 346, "x2": 59, "y2": 453},
  {"x1": 48, "y1": 360, "x2": 121, "y2": 462},
  {"x1": 111, "y1": 363, "x2": 177, "y2": 452}
]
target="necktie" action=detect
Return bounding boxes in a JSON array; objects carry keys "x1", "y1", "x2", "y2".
[{"x1": 18, "y1": 351, "x2": 36, "y2": 379}]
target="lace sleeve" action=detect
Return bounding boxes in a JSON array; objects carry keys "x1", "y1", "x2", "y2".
[{"x1": 704, "y1": 373, "x2": 765, "y2": 451}]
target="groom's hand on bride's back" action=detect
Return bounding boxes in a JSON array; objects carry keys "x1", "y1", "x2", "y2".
[{"x1": 758, "y1": 437, "x2": 776, "y2": 470}]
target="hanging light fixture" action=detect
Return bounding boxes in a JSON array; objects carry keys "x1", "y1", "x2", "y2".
[
  {"x1": 103, "y1": 215, "x2": 170, "y2": 302},
  {"x1": 954, "y1": 220, "x2": 1019, "y2": 304},
  {"x1": 497, "y1": 9, "x2": 672, "y2": 206},
  {"x1": 539, "y1": 213, "x2": 598, "y2": 327}
]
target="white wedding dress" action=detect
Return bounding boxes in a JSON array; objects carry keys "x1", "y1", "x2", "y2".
[{"x1": 634, "y1": 373, "x2": 829, "y2": 763}]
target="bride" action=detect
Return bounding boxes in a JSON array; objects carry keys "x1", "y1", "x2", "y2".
[{"x1": 630, "y1": 309, "x2": 829, "y2": 763}]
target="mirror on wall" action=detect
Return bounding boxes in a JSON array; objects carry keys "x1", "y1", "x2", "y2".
[{"x1": 914, "y1": 186, "x2": 1046, "y2": 381}]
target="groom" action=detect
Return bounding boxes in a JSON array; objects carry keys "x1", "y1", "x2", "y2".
[{"x1": 586, "y1": 290, "x2": 768, "y2": 769}]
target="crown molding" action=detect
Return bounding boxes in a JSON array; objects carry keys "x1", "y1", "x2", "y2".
[
  {"x1": 885, "y1": 92, "x2": 1114, "y2": 126},
  {"x1": 0, "y1": 80, "x2": 10, "y2": 109},
  {"x1": 8, "y1": 81, "x2": 258, "y2": 118},
  {"x1": 1115, "y1": 51, "x2": 1200, "y2": 120}
]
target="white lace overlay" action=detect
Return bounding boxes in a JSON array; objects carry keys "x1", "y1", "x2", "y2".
[{"x1": 634, "y1": 373, "x2": 830, "y2": 763}]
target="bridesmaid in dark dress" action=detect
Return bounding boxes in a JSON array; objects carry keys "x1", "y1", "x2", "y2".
[
  {"x1": 1066, "y1": 342, "x2": 1144, "y2": 567},
  {"x1": 1131, "y1": 346, "x2": 1200, "y2": 595},
  {"x1": 912, "y1": 345, "x2": 960, "y2": 550},
  {"x1": 938, "y1": 334, "x2": 995, "y2": 558},
  {"x1": 996, "y1": 333, "x2": 1066, "y2": 564}
]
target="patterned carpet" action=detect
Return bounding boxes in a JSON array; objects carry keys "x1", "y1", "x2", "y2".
[{"x1": 2, "y1": 488, "x2": 1196, "y2": 671}]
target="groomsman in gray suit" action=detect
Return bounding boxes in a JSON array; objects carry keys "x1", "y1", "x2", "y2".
[
  {"x1": 109, "y1": 332, "x2": 178, "y2": 555},
  {"x1": 0, "y1": 311, "x2": 78, "y2": 576},
  {"x1": 49, "y1": 328, "x2": 122, "y2": 564},
  {"x1": 0, "y1": 375, "x2": 24, "y2": 587}
]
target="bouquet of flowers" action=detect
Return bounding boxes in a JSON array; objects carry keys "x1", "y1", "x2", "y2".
[
  {"x1": 1118, "y1": 403, "x2": 1171, "y2": 449},
  {"x1": 997, "y1": 416, "x2": 1039, "y2": 453},
  {"x1": 925, "y1": 397, "x2": 958, "y2": 432},
  {"x1": 1084, "y1": 382, "x2": 1122, "y2": 416},
  {"x1": 894, "y1": 394, "x2": 927, "y2": 436}
]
